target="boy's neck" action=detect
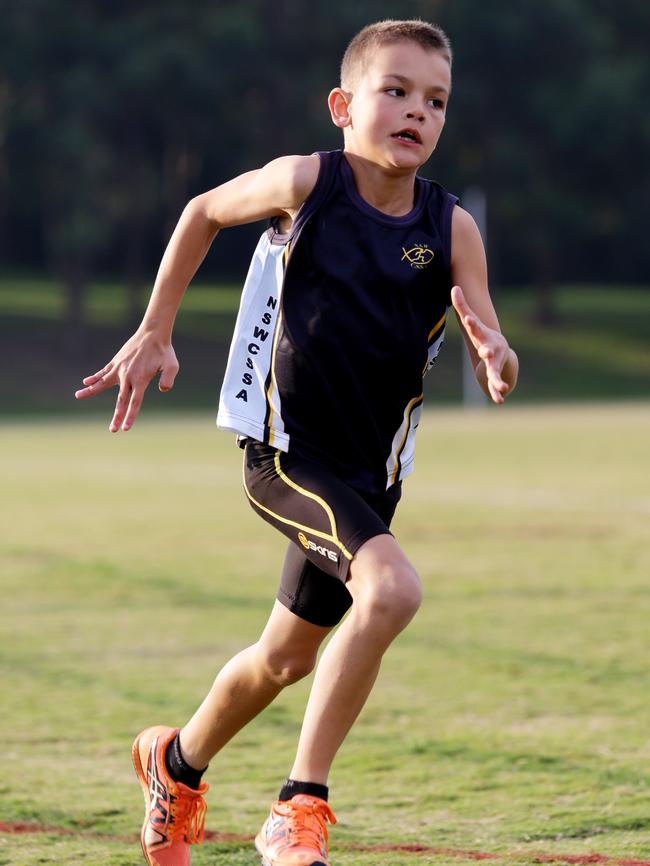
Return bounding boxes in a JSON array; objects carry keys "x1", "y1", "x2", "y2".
[{"x1": 343, "y1": 151, "x2": 418, "y2": 217}]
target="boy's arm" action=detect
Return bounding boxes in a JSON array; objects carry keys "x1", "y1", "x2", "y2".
[
  {"x1": 449, "y1": 206, "x2": 519, "y2": 404},
  {"x1": 75, "y1": 154, "x2": 320, "y2": 431}
]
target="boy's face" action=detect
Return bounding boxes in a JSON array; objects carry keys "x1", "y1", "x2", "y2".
[{"x1": 333, "y1": 42, "x2": 451, "y2": 172}]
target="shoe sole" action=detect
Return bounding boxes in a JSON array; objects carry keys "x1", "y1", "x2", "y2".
[
  {"x1": 255, "y1": 838, "x2": 328, "y2": 866},
  {"x1": 257, "y1": 856, "x2": 327, "y2": 866},
  {"x1": 131, "y1": 733, "x2": 155, "y2": 866},
  {"x1": 254, "y1": 837, "x2": 269, "y2": 866},
  {"x1": 258, "y1": 859, "x2": 327, "y2": 866}
]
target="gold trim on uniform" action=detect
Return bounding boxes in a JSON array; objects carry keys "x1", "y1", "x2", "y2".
[
  {"x1": 389, "y1": 393, "x2": 424, "y2": 486},
  {"x1": 427, "y1": 311, "x2": 446, "y2": 342},
  {"x1": 266, "y1": 308, "x2": 283, "y2": 447},
  {"x1": 241, "y1": 451, "x2": 354, "y2": 561},
  {"x1": 265, "y1": 241, "x2": 291, "y2": 448}
]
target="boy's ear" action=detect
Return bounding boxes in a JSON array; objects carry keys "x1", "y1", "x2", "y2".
[{"x1": 328, "y1": 88, "x2": 352, "y2": 128}]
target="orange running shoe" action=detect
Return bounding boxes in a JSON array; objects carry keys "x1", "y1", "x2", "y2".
[
  {"x1": 255, "y1": 794, "x2": 337, "y2": 866},
  {"x1": 132, "y1": 725, "x2": 209, "y2": 866}
]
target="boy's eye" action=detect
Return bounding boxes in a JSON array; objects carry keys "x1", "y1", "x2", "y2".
[
  {"x1": 385, "y1": 87, "x2": 406, "y2": 97},
  {"x1": 428, "y1": 97, "x2": 445, "y2": 110}
]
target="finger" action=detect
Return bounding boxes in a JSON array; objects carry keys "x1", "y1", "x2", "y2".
[
  {"x1": 489, "y1": 382, "x2": 505, "y2": 404},
  {"x1": 121, "y1": 384, "x2": 146, "y2": 431},
  {"x1": 478, "y1": 344, "x2": 494, "y2": 362},
  {"x1": 450, "y1": 285, "x2": 473, "y2": 318},
  {"x1": 462, "y1": 313, "x2": 490, "y2": 348},
  {"x1": 109, "y1": 386, "x2": 131, "y2": 433},
  {"x1": 485, "y1": 355, "x2": 507, "y2": 387},
  {"x1": 75, "y1": 385, "x2": 98, "y2": 400},
  {"x1": 451, "y1": 286, "x2": 474, "y2": 327},
  {"x1": 451, "y1": 286, "x2": 482, "y2": 330},
  {"x1": 82, "y1": 362, "x2": 114, "y2": 384},
  {"x1": 75, "y1": 369, "x2": 117, "y2": 400},
  {"x1": 486, "y1": 366, "x2": 509, "y2": 401},
  {"x1": 452, "y1": 287, "x2": 496, "y2": 351},
  {"x1": 452, "y1": 288, "x2": 483, "y2": 339},
  {"x1": 490, "y1": 378, "x2": 508, "y2": 398},
  {"x1": 158, "y1": 358, "x2": 179, "y2": 392}
]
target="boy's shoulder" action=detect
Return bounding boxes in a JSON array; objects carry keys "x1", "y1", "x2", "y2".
[{"x1": 262, "y1": 153, "x2": 321, "y2": 212}]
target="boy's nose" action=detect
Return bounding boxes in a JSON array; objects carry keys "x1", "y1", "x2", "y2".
[{"x1": 406, "y1": 109, "x2": 425, "y2": 123}]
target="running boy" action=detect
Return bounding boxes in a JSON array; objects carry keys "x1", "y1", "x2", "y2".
[{"x1": 76, "y1": 19, "x2": 518, "y2": 866}]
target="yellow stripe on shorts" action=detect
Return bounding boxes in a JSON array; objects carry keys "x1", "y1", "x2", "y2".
[{"x1": 241, "y1": 452, "x2": 354, "y2": 561}]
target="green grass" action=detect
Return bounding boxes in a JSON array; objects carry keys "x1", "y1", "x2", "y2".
[
  {"x1": 1, "y1": 277, "x2": 648, "y2": 414},
  {"x1": 1, "y1": 403, "x2": 649, "y2": 864}
]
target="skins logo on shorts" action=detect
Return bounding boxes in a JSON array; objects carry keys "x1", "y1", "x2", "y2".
[{"x1": 297, "y1": 531, "x2": 338, "y2": 562}]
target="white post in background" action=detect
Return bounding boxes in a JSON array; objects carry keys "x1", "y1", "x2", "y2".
[{"x1": 461, "y1": 187, "x2": 488, "y2": 407}]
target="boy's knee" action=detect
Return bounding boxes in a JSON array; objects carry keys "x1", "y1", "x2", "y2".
[
  {"x1": 256, "y1": 643, "x2": 317, "y2": 687},
  {"x1": 350, "y1": 558, "x2": 422, "y2": 628},
  {"x1": 377, "y1": 562, "x2": 422, "y2": 623}
]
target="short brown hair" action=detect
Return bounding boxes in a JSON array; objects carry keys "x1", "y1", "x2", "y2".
[{"x1": 341, "y1": 19, "x2": 452, "y2": 89}]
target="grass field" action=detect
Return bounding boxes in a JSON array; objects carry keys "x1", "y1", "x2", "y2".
[{"x1": 2, "y1": 403, "x2": 650, "y2": 865}]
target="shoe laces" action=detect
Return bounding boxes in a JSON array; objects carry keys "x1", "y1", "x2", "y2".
[
  {"x1": 167, "y1": 783, "x2": 208, "y2": 844},
  {"x1": 273, "y1": 795, "x2": 337, "y2": 851}
]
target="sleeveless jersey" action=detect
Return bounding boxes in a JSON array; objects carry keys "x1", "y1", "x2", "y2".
[{"x1": 217, "y1": 149, "x2": 458, "y2": 493}]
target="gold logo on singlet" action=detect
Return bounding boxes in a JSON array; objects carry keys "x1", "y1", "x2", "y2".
[
  {"x1": 298, "y1": 532, "x2": 310, "y2": 549},
  {"x1": 402, "y1": 243, "x2": 435, "y2": 269}
]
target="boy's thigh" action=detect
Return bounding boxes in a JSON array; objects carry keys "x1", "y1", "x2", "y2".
[
  {"x1": 244, "y1": 440, "x2": 400, "y2": 592},
  {"x1": 278, "y1": 543, "x2": 353, "y2": 627}
]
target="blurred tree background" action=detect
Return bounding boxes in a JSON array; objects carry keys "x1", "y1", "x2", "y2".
[{"x1": 0, "y1": 0, "x2": 648, "y2": 402}]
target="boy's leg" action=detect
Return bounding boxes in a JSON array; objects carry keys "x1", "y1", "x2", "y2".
[
  {"x1": 255, "y1": 534, "x2": 420, "y2": 866},
  {"x1": 288, "y1": 532, "x2": 421, "y2": 784},
  {"x1": 179, "y1": 600, "x2": 332, "y2": 769},
  {"x1": 133, "y1": 599, "x2": 332, "y2": 866},
  {"x1": 242, "y1": 442, "x2": 413, "y2": 788}
]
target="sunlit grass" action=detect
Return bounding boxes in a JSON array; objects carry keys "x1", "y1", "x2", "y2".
[{"x1": 1, "y1": 403, "x2": 649, "y2": 864}]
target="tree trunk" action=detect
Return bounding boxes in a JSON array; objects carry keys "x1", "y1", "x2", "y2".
[
  {"x1": 60, "y1": 255, "x2": 88, "y2": 358},
  {"x1": 0, "y1": 79, "x2": 10, "y2": 263},
  {"x1": 162, "y1": 137, "x2": 202, "y2": 243},
  {"x1": 532, "y1": 237, "x2": 559, "y2": 327},
  {"x1": 125, "y1": 222, "x2": 145, "y2": 330}
]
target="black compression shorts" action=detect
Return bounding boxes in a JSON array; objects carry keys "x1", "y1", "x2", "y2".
[{"x1": 243, "y1": 440, "x2": 402, "y2": 627}]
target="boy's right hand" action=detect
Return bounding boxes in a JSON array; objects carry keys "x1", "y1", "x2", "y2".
[{"x1": 74, "y1": 332, "x2": 179, "y2": 432}]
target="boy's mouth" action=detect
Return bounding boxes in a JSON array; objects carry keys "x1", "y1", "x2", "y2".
[{"x1": 392, "y1": 129, "x2": 422, "y2": 144}]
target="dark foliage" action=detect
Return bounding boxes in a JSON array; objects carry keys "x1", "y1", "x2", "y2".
[{"x1": 1, "y1": 0, "x2": 648, "y2": 334}]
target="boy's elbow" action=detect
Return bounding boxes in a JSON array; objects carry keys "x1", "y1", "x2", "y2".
[{"x1": 185, "y1": 193, "x2": 222, "y2": 231}]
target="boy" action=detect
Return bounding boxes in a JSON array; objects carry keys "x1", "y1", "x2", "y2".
[{"x1": 76, "y1": 19, "x2": 518, "y2": 866}]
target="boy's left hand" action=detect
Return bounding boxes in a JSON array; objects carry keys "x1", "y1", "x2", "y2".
[{"x1": 451, "y1": 285, "x2": 511, "y2": 404}]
